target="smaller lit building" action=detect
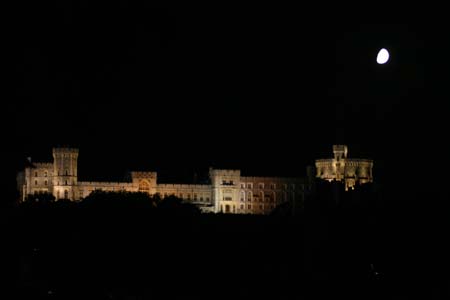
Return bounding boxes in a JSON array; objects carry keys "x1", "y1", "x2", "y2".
[{"x1": 315, "y1": 145, "x2": 373, "y2": 190}]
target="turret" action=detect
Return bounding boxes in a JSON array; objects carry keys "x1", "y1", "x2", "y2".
[{"x1": 52, "y1": 147, "x2": 79, "y2": 200}]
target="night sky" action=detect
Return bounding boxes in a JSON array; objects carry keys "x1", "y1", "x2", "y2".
[{"x1": 4, "y1": 4, "x2": 450, "y2": 195}]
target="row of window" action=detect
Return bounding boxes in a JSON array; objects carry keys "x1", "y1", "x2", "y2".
[
  {"x1": 34, "y1": 170, "x2": 72, "y2": 177},
  {"x1": 34, "y1": 180, "x2": 70, "y2": 186},
  {"x1": 221, "y1": 204, "x2": 276, "y2": 213},
  {"x1": 239, "y1": 183, "x2": 297, "y2": 190}
]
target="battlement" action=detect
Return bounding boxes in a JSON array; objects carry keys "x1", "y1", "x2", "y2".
[
  {"x1": 209, "y1": 168, "x2": 241, "y2": 176},
  {"x1": 32, "y1": 162, "x2": 53, "y2": 168},
  {"x1": 52, "y1": 148, "x2": 79, "y2": 155},
  {"x1": 129, "y1": 171, "x2": 157, "y2": 179}
]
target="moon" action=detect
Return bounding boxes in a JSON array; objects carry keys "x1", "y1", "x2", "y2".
[{"x1": 376, "y1": 48, "x2": 390, "y2": 64}]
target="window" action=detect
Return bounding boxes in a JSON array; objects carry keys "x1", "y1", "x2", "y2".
[
  {"x1": 35, "y1": 180, "x2": 38, "y2": 185},
  {"x1": 200, "y1": 197, "x2": 203, "y2": 202},
  {"x1": 247, "y1": 183, "x2": 252, "y2": 189},
  {"x1": 270, "y1": 183, "x2": 275, "y2": 190},
  {"x1": 283, "y1": 184, "x2": 288, "y2": 190},
  {"x1": 240, "y1": 191, "x2": 245, "y2": 202},
  {"x1": 259, "y1": 205, "x2": 263, "y2": 210},
  {"x1": 138, "y1": 180, "x2": 150, "y2": 193},
  {"x1": 194, "y1": 194, "x2": 198, "y2": 201},
  {"x1": 65, "y1": 180, "x2": 68, "y2": 185},
  {"x1": 44, "y1": 172, "x2": 48, "y2": 177},
  {"x1": 65, "y1": 170, "x2": 68, "y2": 176},
  {"x1": 241, "y1": 183, "x2": 245, "y2": 189},
  {"x1": 79, "y1": 190, "x2": 83, "y2": 198},
  {"x1": 64, "y1": 190, "x2": 68, "y2": 199},
  {"x1": 223, "y1": 197, "x2": 232, "y2": 201},
  {"x1": 259, "y1": 183, "x2": 264, "y2": 189},
  {"x1": 247, "y1": 192, "x2": 252, "y2": 202},
  {"x1": 206, "y1": 197, "x2": 210, "y2": 202},
  {"x1": 240, "y1": 204, "x2": 244, "y2": 210},
  {"x1": 35, "y1": 172, "x2": 38, "y2": 177},
  {"x1": 187, "y1": 194, "x2": 191, "y2": 199},
  {"x1": 44, "y1": 180, "x2": 48, "y2": 186},
  {"x1": 179, "y1": 193, "x2": 183, "y2": 199},
  {"x1": 248, "y1": 204, "x2": 252, "y2": 209}
]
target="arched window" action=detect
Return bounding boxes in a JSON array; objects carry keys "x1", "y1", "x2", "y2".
[
  {"x1": 44, "y1": 172, "x2": 48, "y2": 177},
  {"x1": 64, "y1": 190, "x2": 68, "y2": 199},
  {"x1": 138, "y1": 180, "x2": 150, "y2": 193},
  {"x1": 65, "y1": 170, "x2": 68, "y2": 176},
  {"x1": 247, "y1": 191, "x2": 252, "y2": 202}
]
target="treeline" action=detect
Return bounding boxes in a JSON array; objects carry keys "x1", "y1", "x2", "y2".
[{"x1": 20, "y1": 190, "x2": 202, "y2": 215}]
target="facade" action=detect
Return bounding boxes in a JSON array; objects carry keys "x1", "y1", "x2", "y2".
[
  {"x1": 315, "y1": 145, "x2": 373, "y2": 190},
  {"x1": 17, "y1": 148, "x2": 311, "y2": 214}
]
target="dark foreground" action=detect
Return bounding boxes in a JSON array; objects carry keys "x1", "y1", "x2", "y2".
[{"x1": 2, "y1": 185, "x2": 449, "y2": 299}]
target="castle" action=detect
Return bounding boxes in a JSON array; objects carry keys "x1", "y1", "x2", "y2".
[
  {"x1": 315, "y1": 145, "x2": 373, "y2": 190},
  {"x1": 16, "y1": 148, "x2": 312, "y2": 214},
  {"x1": 16, "y1": 145, "x2": 373, "y2": 213}
]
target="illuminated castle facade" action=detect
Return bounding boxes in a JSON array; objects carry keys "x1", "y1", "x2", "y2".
[
  {"x1": 17, "y1": 148, "x2": 310, "y2": 214},
  {"x1": 315, "y1": 145, "x2": 373, "y2": 190}
]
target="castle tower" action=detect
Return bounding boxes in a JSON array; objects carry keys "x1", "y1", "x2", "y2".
[
  {"x1": 209, "y1": 168, "x2": 241, "y2": 213},
  {"x1": 52, "y1": 148, "x2": 79, "y2": 200},
  {"x1": 333, "y1": 145, "x2": 348, "y2": 161}
]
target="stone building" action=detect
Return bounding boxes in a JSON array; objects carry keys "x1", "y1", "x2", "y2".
[
  {"x1": 17, "y1": 147, "x2": 311, "y2": 214},
  {"x1": 315, "y1": 145, "x2": 373, "y2": 190}
]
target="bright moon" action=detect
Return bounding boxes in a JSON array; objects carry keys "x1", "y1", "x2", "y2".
[{"x1": 376, "y1": 48, "x2": 390, "y2": 64}]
